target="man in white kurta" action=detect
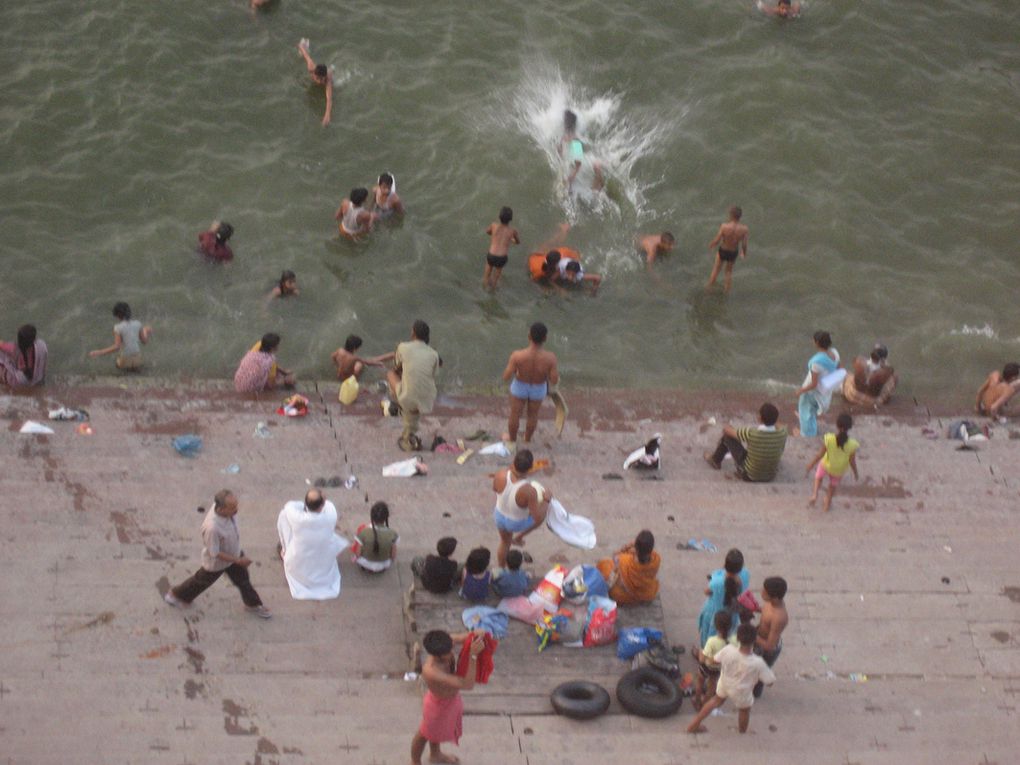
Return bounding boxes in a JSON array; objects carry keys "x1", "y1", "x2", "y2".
[{"x1": 277, "y1": 489, "x2": 346, "y2": 600}]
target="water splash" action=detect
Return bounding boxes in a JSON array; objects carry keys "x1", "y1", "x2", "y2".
[
  {"x1": 497, "y1": 61, "x2": 681, "y2": 222},
  {"x1": 949, "y1": 324, "x2": 997, "y2": 339}
]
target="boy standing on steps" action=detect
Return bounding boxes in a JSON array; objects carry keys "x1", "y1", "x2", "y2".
[
  {"x1": 687, "y1": 623, "x2": 774, "y2": 734},
  {"x1": 754, "y1": 576, "x2": 789, "y2": 698}
]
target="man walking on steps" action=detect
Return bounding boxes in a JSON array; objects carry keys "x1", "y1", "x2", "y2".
[{"x1": 163, "y1": 489, "x2": 271, "y2": 618}]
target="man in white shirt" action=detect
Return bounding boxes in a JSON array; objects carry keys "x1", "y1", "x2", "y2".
[{"x1": 277, "y1": 489, "x2": 346, "y2": 600}]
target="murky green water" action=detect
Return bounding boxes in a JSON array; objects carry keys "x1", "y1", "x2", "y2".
[{"x1": 2, "y1": 0, "x2": 1019, "y2": 394}]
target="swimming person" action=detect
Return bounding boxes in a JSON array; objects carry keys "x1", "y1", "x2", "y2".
[
  {"x1": 371, "y1": 173, "x2": 404, "y2": 220},
  {"x1": 267, "y1": 271, "x2": 299, "y2": 301},
  {"x1": 555, "y1": 258, "x2": 602, "y2": 296},
  {"x1": 483, "y1": 206, "x2": 520, "y2": 291},
  {"x1": 88, "y1": 302, "x2": 153, "y2": 371},
  {"x1": 198, "y1": 221, "x2": 234, "y2": 262},
  {"x1": 558, "y1": 110, "x2": 604, "y2": 194},
  {"x1": 639, "y1": 232, "x2": 676, "y2": 267},
  {"x1": 759, "y1": 0, "x2": 801, "y2": 18},
  {"x1": 297, "y1": 39, "x2": 333, "y2": 126},
  {"x1": 335, "y1": 188, "x2": 375, "y2": 239},
  {"x1": 707, "y1": 206, "x2": 748, "y2": 293}
]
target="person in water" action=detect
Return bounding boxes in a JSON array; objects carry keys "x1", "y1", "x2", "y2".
[
  {"x1": 639, "y1": 232, "x2": 676, "y2": 267},
  {"x1": 335, "y1": 188, "x2": 375, "y2": 239},
  {"x1": 331, "y1": 334, "x2": 392, "y2": 381},
  {"x1": 707, "y1": 206, "x2": 749, "y2": 293},
  {"x1": 198, "y1": 221, "x2": 234, "y2": 262},
  {"x1": 483, "y1": 206, "x2": 520, "y2": 291},
  {"x1": 760, "y1": 0, "x2": 800, "y2": 18},
  {"x1": 297, "y1": 39, "x2": 333, "y2": 127},
  {"x1": 975, "y1": 362, "x2": 1020, "y2": 418},
  {"x1": 371, "y1": 173, "x2": 404, "y2": 220},
  {"x1": 88, "y1": 302, "x2": 153, "y2": 370},
  {"x1": 555, "y1": 258, "x2": 602, "y2": 295},
  {"x1": 267, "y1": 271, "x2": 299, "y2": 300},
  {"x1": 558, "y1": 110, "x2": 604, "y2": 193},
  {"x1": 0, "y1": 324, "x2": 47, "y2": 388}
]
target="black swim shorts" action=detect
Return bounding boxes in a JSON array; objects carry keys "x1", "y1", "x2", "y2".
[
  {"x1": 718, "y1": 248, "x2": 739, "y2": 263},
  {"x1": 486, "y1": 253, "x2": 509, "y2": 269}
]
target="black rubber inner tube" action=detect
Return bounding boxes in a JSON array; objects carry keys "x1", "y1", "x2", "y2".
[
  {"x1": 615, "y1": 667, "x2": 683, "y2": 719},
  {"x1": 551, "y1": 680, "x2": 612, "y2": 720}
]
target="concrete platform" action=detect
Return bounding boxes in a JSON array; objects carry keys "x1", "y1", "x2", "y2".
[{"x1": 1, "y1": 378, "x2": 1018, "y2": 764}]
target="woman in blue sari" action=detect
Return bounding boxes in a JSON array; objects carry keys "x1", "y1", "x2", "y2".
[
  {"x1": 697, "y1": 548, "x2": 750, "y2": 648},
  {"x1": 796, "y1": 331, "x2": 841, "y2": 437}
]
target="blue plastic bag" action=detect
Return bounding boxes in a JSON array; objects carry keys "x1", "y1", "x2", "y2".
[
  {"x1": 582, "y1": 564, "x2": 610, "y2": 599},
  {"x1": 617, "y1": 627, "x2": 664, "y2": 660},
  {"x1": 172, "y1": 435, "x2": 203, "y2": 458}
]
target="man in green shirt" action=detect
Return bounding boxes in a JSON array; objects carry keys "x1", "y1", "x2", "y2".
[
  {"x1": 704, "y1": 403, "x2": 787, "y2": 482},
  {"x1": 386, "y1": 320, "x2": 441, "y2": 451}
]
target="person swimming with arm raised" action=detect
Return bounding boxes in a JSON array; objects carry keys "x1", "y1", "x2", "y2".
[{"x1": 297, "y1": 39, "x2": 333, "y2": 126}]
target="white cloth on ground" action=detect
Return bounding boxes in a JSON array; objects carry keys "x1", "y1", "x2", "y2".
[
  {"x1": 545, "y1": 498, "x2": 596, "y2": 549},
  {"x1": 277, "y1": 500, "x2": 348, "y2": 600}
]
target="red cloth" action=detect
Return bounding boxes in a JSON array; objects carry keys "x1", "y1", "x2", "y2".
[
  {"x1": 455, "y1": 633, "x2": 497, "y2": 684},
  {"x1": 419, "y1": 691, "x2": 463, "y2": 744},
  {"x1": 198, "y1": 231, "x2": 233, "y2": 262}
]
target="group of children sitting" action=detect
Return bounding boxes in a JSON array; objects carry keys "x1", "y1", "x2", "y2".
[{"x1": 410, "y1": 538, "x2": 529, "y2": 601}]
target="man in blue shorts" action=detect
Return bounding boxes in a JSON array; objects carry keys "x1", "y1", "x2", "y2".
[
  {"x1": 490, "y1": 450, "x2": 553, "y2": 567},
  {"x1": 502, "y1": 322, "x2": 559, "y2": 444}
]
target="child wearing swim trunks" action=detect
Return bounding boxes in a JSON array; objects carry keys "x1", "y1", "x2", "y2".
[
  {"x1": 806, "y1": 413, "x2": 859, "y2": 512},
  {"x1": 483, "y1": 207, "x2": 520, "y2": 291}
]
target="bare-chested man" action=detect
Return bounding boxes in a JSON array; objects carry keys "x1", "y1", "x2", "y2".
[
  {"x1": 638, "y1": 231, "x2": 676, "y2": 267},
  {"x1": 330, "y1": 335, "x2": 392, "y2": 381},
  {"x1": 492, "y1": 449, "x2": 552, "y2": 567},
  {"x1": 707, "y1": 206, "x2": 749, "y2": 293},
  {"x1": 502, "y1": 322, "x2": 559, "y2": 444},
  {"x1": 753, "y1": 576, "x2": 789, "y2": 698},
  {"x1": 483, "y1": 206, "x2": 520, "y2": 291},
  {"x1": 975, "y1": 362, "x2": 1020, "y2": 418},
  {"x1": 297, "y1": 39, "x2": 333, "y2": 127},
  {"x1": 410, "y1": 629, "x2": 485, "y2": 765}
]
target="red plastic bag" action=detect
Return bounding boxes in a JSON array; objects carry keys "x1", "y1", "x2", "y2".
[{"x1": 583, "y1": 595, "x2": 617, "y2": 647}]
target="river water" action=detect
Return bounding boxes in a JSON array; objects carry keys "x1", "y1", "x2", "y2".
[{"x1": 2, "y1": 0, "x2": 1019, "y2": 395}]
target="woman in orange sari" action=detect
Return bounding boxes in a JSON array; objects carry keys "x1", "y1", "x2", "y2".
[{"x1": 597, "y1": 530, "x2": 660, "y2": 604}]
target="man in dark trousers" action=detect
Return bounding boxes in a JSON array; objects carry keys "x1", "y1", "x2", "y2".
[{"x1": 163, "y1": 489, "x2": 271, "y2": 618}]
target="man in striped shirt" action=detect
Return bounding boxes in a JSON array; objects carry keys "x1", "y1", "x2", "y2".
[{"x1": 704, "y1": 403, "x2": 787, "y2": 482}]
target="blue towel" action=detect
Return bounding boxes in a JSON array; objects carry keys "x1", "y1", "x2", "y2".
[{"x1": 462, "y1": 606, "x2": 509, "y2": 639}]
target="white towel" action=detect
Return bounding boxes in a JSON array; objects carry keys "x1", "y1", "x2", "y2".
[
  {"x1": 277, "y1": 500, "x2": 346, "y2": 600},
  {"x1": 545, "y1": 498, "x2": 596, "y2": 550}
]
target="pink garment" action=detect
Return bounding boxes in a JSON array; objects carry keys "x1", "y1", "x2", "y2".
[
  {"x1": 418, "y1": 691, "x2": 463, "y2": 744},
  {"x1": 0, "y1": 339, "x2": 47, "y2": 388},
  {"x1": 198, "y1": 231, "x2": 233, "y2": 261},
  {"x1": 814, "y1": 462, "x2": 841, "y2": 486},
  {"x1": 233, "y1": 350, "x2": 274, "y2": 392}
]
